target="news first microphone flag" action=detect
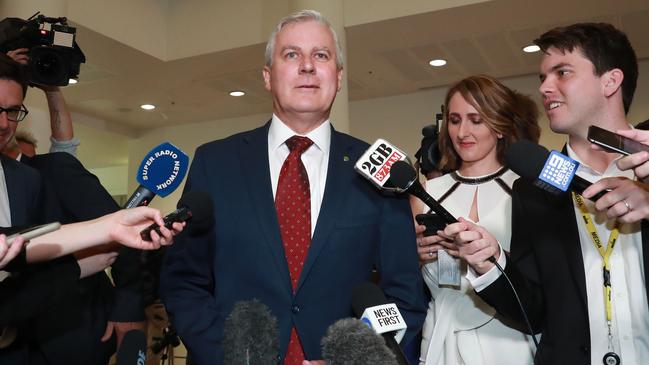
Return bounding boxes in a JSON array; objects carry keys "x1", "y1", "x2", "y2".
[
  {"x1": 124, "y1": 141, "x2": 190, "y2": 209},
  {"x1": 360, "y1": 303, "x2": 407, "y2": 343}
]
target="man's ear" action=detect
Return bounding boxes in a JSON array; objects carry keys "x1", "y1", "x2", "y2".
[
  {"x1": 601, "y1": 68, "x2": 624, "y2": 98},
  {"x1": 262, "y1": 66, "x2": 272, "y2": 91},
  {"x1": 336, "y1": 68, "x2": 343, "y2": 92}
]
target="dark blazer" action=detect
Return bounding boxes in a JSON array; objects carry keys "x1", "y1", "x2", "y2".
[
  {"x1": 19, "y1": 152, "x2": 144, "y2": 365},
  {"x1": 0, "y1": 155, "x2": 83, "y2": 364},
  {"x1": 478, "y1": 177, "x2": 649, "y2": 364},
  {"x1": 160, "y1": 123, "x2": 426, "y2": 365}
]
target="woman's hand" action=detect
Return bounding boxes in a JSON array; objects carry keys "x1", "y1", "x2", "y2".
[{"x1": 107, "y1": 207, "x2": 185, "y2": 250}]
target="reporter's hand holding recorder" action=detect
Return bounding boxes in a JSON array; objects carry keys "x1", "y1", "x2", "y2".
[{"x1": 0, "y1": 206, "x2": 184, "y2": 269}]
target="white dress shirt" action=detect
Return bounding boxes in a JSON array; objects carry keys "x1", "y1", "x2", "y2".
[
  {"x1": 0, "y1": 161, "x2": 12, "y2": 281},
  {"x1": 565, "y1": 144, "x2": 649, "y2": 365},
  {"x1": 268, "y1": 114, "x2": 330, "y2": 236}
]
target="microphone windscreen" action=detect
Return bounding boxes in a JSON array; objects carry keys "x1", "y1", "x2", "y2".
[
  {"x1": 177, "y1": 191, "x2": 214, "y2": 235},
  {"x1": 505, "y1": 140, "x2": 550, "y2": 181},
  {"x1": 321, "y1": 318, "x2": 398, "y2": 365},
  {"x1": 116, "y1": 330, "x2": 147, "y2": 365},
  {"x1": 388, "y1": 161, "x2": 417, "y2": 190},
  {"x1": 223, "y1": 299, "x2": 279, "y2": 365},
  {"x1": 351, "y1": 282, "x2": 389, "y2": 318}
]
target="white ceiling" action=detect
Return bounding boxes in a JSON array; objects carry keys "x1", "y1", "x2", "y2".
[{"x1": 57, "y1": 0, "x2": 649, "y2": 134}]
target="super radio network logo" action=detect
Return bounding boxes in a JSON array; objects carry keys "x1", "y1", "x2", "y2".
[{"x1": 539, "y1": 151, "x2": 579, "y2": 192}]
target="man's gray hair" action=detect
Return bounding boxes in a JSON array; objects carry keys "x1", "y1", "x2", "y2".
[{"x1": 264, "y1": 9, "x2": 344, "y2": 69}]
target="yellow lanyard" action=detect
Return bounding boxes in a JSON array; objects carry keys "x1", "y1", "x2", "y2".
[{"x1": 572, "y1": 193, "x2": 619, "y2": 324}]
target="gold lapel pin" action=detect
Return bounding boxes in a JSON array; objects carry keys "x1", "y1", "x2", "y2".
[{"x1": 343, "y1": 155, "x2": 350, "y2": 162}]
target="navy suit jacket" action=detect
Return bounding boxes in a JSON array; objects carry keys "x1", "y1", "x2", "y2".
[{"x1": 160, "y1": 122, "x2": 426, "y2": 364}]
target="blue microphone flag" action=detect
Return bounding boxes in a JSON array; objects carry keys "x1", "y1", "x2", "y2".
[
  {"x1": 539, "y1": 150, "x2": 579, "y2": 192},
  {"x1": 137, "y1": 142, "x2": 189, "y2": 197}
]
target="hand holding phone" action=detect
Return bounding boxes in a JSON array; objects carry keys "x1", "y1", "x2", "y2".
[
  {"x1": 588, "y1": 125, "x2": 649, "y2": 156},
  {"x1": 415, "y1": 214, "x2": 447, "y2": 237}
]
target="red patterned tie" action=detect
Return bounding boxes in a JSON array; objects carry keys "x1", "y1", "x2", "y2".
[{"x1": 275, "y1": 135, "x2": 313, "y2": 365}]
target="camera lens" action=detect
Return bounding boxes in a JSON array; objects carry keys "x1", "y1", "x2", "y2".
[
  {"x1": 32, "y1": 52, "x2": 65, "y2": 83},
  {"x1": 28, "y1": 46, "x2": 69, "y2": 86}
]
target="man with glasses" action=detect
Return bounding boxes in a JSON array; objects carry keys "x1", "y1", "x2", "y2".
[{"x1": 5, "y1": 47, "x2": 80, "y2": 157}]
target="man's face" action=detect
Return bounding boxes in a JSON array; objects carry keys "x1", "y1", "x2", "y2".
[
  {"x1": 538, "y1": 47, "x2": 607, "y2": 138},
  {"x1": 263, "y1": 20, "x2": 342, "y2": 125},
  {"x1": 0, "y1": 79, "x2": 23, "y2": 150}
]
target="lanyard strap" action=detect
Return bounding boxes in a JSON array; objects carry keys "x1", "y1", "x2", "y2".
[{"x1": 572, "y1": 192, "x2": 619, "y2": 322}]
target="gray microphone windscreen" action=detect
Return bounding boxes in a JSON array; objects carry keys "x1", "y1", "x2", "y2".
[
  {"x1": 222, "y1": 299, "x2": 279, "y2": 365},
  {"x1": 321, "y1": 318, "x2": 398, "y2": 365}
]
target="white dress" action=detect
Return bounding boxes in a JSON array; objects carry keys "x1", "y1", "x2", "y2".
[{"x1": 419, "y1": 168, "x2": 536, "y2": 365}]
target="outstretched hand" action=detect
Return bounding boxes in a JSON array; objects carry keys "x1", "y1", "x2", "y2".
[
  {"x1": 107, "y1": 207, "x2": 185, "y2": 250},
  {"x1": 615, "y1": 129, "x2": 649, "y2": 183},
  {"x1": 582, "y1": 176, "x2": 649, "y2": 224}
]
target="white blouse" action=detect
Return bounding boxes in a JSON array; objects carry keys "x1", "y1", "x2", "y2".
[{"x1": 419, "y1": 168, "x2": 535, "y2": 365}]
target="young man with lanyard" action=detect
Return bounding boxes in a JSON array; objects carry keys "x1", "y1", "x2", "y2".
[{"x1": 443, "y1": 23, "x2": 649, "y2": 365}]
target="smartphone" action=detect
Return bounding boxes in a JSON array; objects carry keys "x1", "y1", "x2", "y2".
[
  {"x1": 6, "y1": 222, "x2": 61, "y2": 246},
  {"x1": 587, "y1": 125, "x2": 649, "y2": 156},
  {"x1": 415, "y1": 214, "x2": 447, "y2": 237}
]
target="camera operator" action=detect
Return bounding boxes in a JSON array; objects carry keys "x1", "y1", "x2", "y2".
[{"x1": 5, "y1": 47, "x2": 79, "y2": 157}]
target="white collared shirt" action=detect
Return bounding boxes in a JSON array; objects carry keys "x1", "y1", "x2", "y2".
[
  {"x1": 566, "y1": 144, "x2": 649, "y2": 365},
  {"x1": 0, "y1": 161, "x2": 12, "y2": 282},
  {"x1": 268, "y1": 114, "x2": 331, "y2": 236},
  {"x1": 0, "y1": 161, "x2": 11, "y2": 227}
]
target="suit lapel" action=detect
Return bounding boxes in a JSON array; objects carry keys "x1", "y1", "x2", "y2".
[
  {"x1": 239, "y1": 122, "x2": 292, "y2": 295},
  {"x1": 296, "y1": 128, "x2": 353, "y2": 294},
  {"x1": 554, "y1": 145, "x2": 590, "y2": 311},
  {"x1": 553, "y1": 191, "x2": 589, "y2": 311}
]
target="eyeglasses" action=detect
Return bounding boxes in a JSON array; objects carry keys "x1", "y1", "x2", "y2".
[{"x1": 0, "y1": 105, "x2": 29, "y2": 122}]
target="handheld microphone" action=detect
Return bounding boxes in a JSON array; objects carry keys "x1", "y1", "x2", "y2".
[
  {"x1": 505, "y1": 140, "x2": 607, "y2": 201},
  {"x1": 389, "y1": 160, "x2": 458, "y2": 224},
  {"x1": 139, "y1": 191, "x2": 214, "y2": 241},
  {"x1": 222, "y1": 299, "x2": 280, "y2": 365},
  {"x1": 391, "y1": 160, "x2": 499, "y2": 264},
  {"x1": 124, "y1": 142, "x2": 189, "y2": 208},
  {"x1": 115, "y1": 330, "x2": 147, "y2": 365},
  {"x1": 354, "y1": 139, "x2": 410, "y2": 192},
  {"x1": 354, "y1": 139, "x2": 456, "y2": 223},
  {"x1": 321, "y1": 318, "x2": 398, "y2": 365},
  {"x1": 351, "y1": 282, "x2": 409, "y2": 365}
]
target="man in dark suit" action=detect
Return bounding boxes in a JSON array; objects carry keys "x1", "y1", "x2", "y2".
[
  {"x1": 448, "y1": 23, "x2": 648, "y2": 364},
  {"x1": 19, "y1": 151, "x2": 147, "y2": 365},
  {"x1": 160, "y1": 9, "x2": 426, "y2": 365},
  {"x1": 0, "y1": 53, "x2": 145, "y2": 365},
  {"x1": 0, "y1": 53, "x2": 86, "y2": 364}
]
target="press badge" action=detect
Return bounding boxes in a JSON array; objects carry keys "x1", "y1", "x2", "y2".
[{"x1": 438, "y1": 249, "x2": 461, "y2": 287}]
